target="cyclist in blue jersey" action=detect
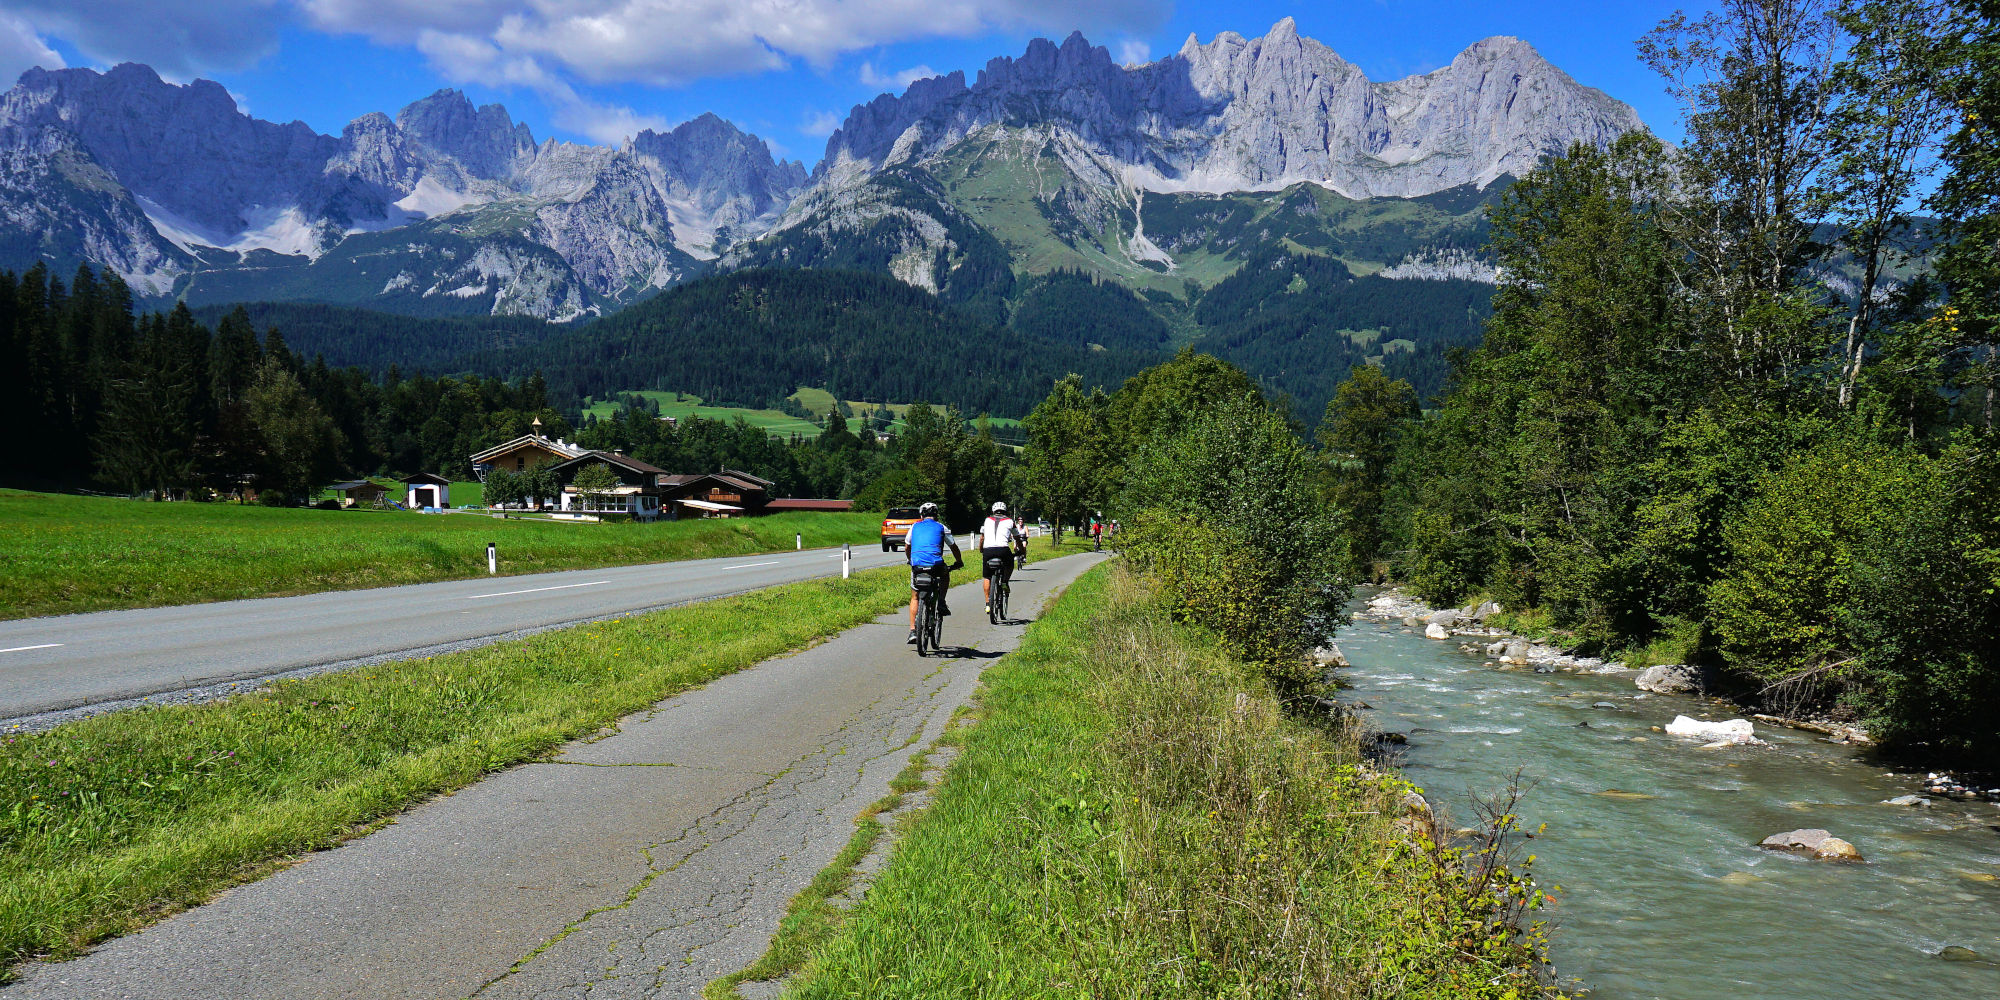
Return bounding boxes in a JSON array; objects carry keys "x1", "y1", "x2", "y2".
[{"x1": 904, "y1": 502, "x2": 963, "y2": 643}]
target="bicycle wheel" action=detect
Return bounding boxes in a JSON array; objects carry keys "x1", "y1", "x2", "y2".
[
  {"x1": 916, "y1": 597, "x2": 934, "y2": 657},
  {"x1": 992, "y1": 579, "x2": 1008, "y2": 623},
  {"x1": 928, "y1": 594, "x2": 944, "y2": 652}
]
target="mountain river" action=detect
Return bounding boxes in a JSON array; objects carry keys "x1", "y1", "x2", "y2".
[{"x1": 1336, "y1": 601, "x2": 2000, "y2": 999}]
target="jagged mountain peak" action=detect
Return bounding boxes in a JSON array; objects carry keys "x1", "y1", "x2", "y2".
[
  {"x1": 816, "y1": 21, "x2": 1642, "y2": 199},
  {"x1": 393, "y1": 89, "x2": 535, "y2": 179}
]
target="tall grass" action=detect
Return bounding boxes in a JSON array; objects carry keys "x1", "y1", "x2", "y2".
[
  {"x1": 0, "y1": 490, "x2": 877, "y2": 619},
  {"x1": 0, "y1": 567, "x2": 911, "y2": 975},
  {"x1": 776, "y1": 565, "x2": 1559, "y2": 999}
]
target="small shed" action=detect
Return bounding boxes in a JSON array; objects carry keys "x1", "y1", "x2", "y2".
[
  {"x1": 326, "y1": 479, "x2": 389, "y2": 508},
  {"x1": 402, "y1": 472, "x2": 452, "y2": 509}
]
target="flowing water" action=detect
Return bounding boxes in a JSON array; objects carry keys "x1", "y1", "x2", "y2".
[{"x1": 1336, "y1": 610, "x2": 2000, "y2": 999}]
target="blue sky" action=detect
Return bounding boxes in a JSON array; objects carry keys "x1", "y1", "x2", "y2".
[{"x1": 2, "y1": 1, "x2": 1694, "y2": 166}]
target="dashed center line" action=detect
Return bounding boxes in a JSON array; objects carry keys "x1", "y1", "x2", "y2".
[
  {"x1": 0, "y1": 643, "x2": 62, "y2": 654},
  {"x1": 722, "y1": 561, "x2": 781, "y2": 570},
  {"x1": 466, "y1": 581, "x2": 611, "y2": 600}
]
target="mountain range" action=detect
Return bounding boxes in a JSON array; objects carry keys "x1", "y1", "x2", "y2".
[{"x1": 0, "y1": 19, "x2": 1641, "y2": 324}]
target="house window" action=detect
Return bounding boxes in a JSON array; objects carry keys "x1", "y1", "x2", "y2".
[{"x1": 516, "y1": 457, "x2": 525, "y2": 470}]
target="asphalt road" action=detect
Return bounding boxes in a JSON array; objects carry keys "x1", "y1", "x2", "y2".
[
  {"x1": 2, "y1": 552, "x2": 1107, "y2": 1000},
  {"x1": 0, "y1": 541, "x2": 914, "y2": 722}
]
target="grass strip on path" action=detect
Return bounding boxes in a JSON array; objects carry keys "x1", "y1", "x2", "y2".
[
  {"x1": 0, "y1": 490, "x2": 879, "y2": 620},
  {"x1": 772, "y1": 564, "x2": 1561, "y2": 999},
  {"x1": 0, "y1": 566, "x2": 912, "y2": 978}
]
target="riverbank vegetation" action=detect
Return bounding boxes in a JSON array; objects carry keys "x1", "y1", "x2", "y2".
[
  {"x1": 774, "y1": 563, "x2": 1557, "y2": 999},
  {"x1": 1344, "y1": 0, "x2": 2000, "y2": 766},
  {"x1": 0, "y1": 491, "x2": 875, "y2": 619},
  {"x1": 0, "y1": 566, "x2": 912, "y2": 978}
]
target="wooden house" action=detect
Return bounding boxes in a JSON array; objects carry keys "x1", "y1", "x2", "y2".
[{"x1": 547, "y1": 451, "x2": 668, "y2": 521}]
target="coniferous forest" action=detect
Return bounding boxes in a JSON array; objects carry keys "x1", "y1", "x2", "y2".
[{"x1": 1351, "y1": 0, "x2": 2000, "y2": 766}]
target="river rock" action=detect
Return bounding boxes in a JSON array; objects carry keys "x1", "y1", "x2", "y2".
[
  {"x1": 1424, "y1": 622, "x2": 1450, "y2": 639},
  {"x1": 1938, "y1": 945, "x2": 1985, "y2": 962},
  {"x1": 1312, "y1": 645, "x2": 1350, "y2": 668},
  {"x1": 1485, "y1": 640, "x2": 1508, "y2": 657},
  {"x1": 1759, "y1": 828, "x2": 1864, "y2": 861},
  {"x1": 1635, "y1": 663, "x2": 1702, "y2": 694},
  {"x1": 1592, "y1": 701, "x2": 1618, "y2": 709},
  {"x1": 1403, "y1": 616, "x2": 1425, "y2": 627},
  {"x1": 1426, "y1": 609, "x2": 1464, "y2": 628},
  {"x1": 1882, "y1": 794, "x2": 1933, "y2": 808},
  {"x1": 1474, "y1": 600, "x2": 1502, "y2": 620},
  {"x1": 1501, "y1": 640, "x2": 1529, "y2": 663},
  {"x1": 1666, "y1": 716, "x2": 1755, "y2": 741}
]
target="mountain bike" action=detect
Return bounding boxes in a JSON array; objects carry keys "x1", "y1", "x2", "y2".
[
  {"x1": 913, "y1": 565, "x2": 947, "y2": 656},
  {"x1": 985, "y1": 554, "x2": 1010, "y2": 624}
]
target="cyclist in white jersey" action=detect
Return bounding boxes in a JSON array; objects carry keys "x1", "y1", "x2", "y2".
[{"x1": 978, "y1": 501, "x2": 1027, "y2": 613}]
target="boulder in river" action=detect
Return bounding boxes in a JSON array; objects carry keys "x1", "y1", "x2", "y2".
[
  {"x1": 1426, "y1": 609, "x2": 1464, "y2": 628},
  {"x1": 1882, "y1": 794, "x2": 1933, "y2": 808},
  {"x1": 1759, "y1": 828, "x2": 1864, "y2": 861},
  {"x1": 1474, "y1": 600, "x2": 1502, "y2": 621},
  {"x1": 1485, "y1": 640, "x2": 1508, "y2": 657},
  {"x1": 1635, "y1": 663, "x2": 1702, "y2": 694},
  {"x1": 1424, "y1": 622, "x2": 1451, "y2": 640},
  {"x1": 1501, "y1": 640, "x2": 1529, "y2": 663},
  {"x1": 1313, "y1": 645, "x2": 1350, "y2": 668},
  {"x1": 1937, "y1": 946, "x2": 1986, "y2": 963},
  {"x1": 1665, "y1": 716, "x2": 1757, "y2": 742}
]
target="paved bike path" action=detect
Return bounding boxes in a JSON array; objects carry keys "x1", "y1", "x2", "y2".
[{"x1": 3, "y1": 553, "x2": 1107, "y2": 999}]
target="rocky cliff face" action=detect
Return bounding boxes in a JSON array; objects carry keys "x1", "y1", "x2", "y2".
[
  {"x1": 817, "y1": 18, "x2": 1641, "y2": 199},
  {"x1": 0, "y1": 68, "x2": 797, "y2": 318}
]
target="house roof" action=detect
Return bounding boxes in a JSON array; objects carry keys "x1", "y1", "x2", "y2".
[
  {"x1": 551, "y1": 451, "x2": 669, "y2": 479},
  {"x1": 327, "y1": 480, "x2": 385, "y2": 492},
  {"x1": 677, "y1": 498, "x2": 742, "y2": 512},
  {"x1": 720, "y1": 468, "x2": 775, "y2": 488},
  {"x1": 401, "y1": 472, "x2": 452, "y2": 485},
  {"x1": 469, "y1": 434, "x2": 588, "y2": 465},
  {"x1": 712, "y1": 473, "x2": 768, "y2": 493}
]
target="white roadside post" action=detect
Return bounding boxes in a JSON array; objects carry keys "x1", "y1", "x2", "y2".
[
  {"x1": 796, "y1": 532, "x2": 802, "y2": 550},
  {"x1": 487, "y1": 542, "x2": 497, "y2": 575},
  {"x1": 842, "y1": 542, "x2": 851, "y2": 579}
]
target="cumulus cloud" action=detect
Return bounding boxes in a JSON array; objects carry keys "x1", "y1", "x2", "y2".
[
  {"x1": 6, "y1": 0, "x2": 285, "y2": 78},
  {"x1": 414, "y1": 28, "x2": 664, "y2": 143},
  {"x1": 0, "y1": 12, "x2": 64, "y2": 86},
  {"x1": 858, "y1": 61, "x2": 938, "y2": 90},
  {"x1": 1116, "y1": 39, "x2": 1149, "y2": 66}
]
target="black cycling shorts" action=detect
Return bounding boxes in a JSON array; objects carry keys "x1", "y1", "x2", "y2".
[{"x1": 980, "y1": 547, "x2": 1015, "y2": 580}]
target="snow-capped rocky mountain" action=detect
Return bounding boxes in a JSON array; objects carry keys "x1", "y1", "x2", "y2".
[
  {"x1": 0, "y1": 64, "x2": 805, "y2": 317},
  {"x1": 0, "y1": 20, "x2": 1639, "y2": 319},
  {"x1": 818, "y1": 18, "x2": 1640, "y2": 199},
  {"x1": 738, "y1": 19, "x2": 1642, "y2": 299}
]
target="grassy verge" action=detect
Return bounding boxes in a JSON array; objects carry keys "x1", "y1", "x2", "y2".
[
  {"x1": 0, "y1": 490, "x2": 878, "y2": 619},
  {"x1": 0, "y1": 566, "x2": 912, "y2": 977},
  {"x1": 772, "y1": 564, "x2": 1559, "y2": 999}
]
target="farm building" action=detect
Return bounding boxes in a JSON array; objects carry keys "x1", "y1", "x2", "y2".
[{"x1": 402, "y1": 473, "x2": 451, "y2": 509}]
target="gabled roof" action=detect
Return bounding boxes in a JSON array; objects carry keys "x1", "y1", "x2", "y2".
[
  {"x1": 402, "y1": 472, "x2": 452, "y2": 485},
  {"x1": 469, "y1": 434, "x2": 588, "y2": 464},
  {"x1": 720, "y1": 468, "x2": 775, "y2": 488},
  {"x1": 551, "y1": 450, "x2": 669, "y2": 480},
  {"x1": 327, "y1": 480, "x2": 385, "y2": 492}
]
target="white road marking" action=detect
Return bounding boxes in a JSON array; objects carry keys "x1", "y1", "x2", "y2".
[
  {"x1": 0, "y1": 643, "x2": 62, "y2": 654},
  {"x1": 722, "y1": 561, "x2": 781, "y2": 570},
  {"x1": 465, "y1": 581, "x2": 610, "y2": 600}
]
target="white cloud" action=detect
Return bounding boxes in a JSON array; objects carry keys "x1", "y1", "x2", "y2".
[
  {"x1": 858, "y1": 61, "x2": 938, "y2": 90},
  {"x1": 6, "y1": 1, "x2": 284, "y2": 78},
  {"x1": 413, "y1": 28, "x2": 664, "y2": 143},
  {"x1": 800, "y1": 109, "x2": 843, "y2": 136},
  {"x1": 1116, "y1": 38, "x2": 1148, "y2": 66},
  {"x1": 0, "y1": 12, "x2": 64, "y2": 86},
  {"x1": 303, "y1": 2, "x2": 1170, "y2": 86}
]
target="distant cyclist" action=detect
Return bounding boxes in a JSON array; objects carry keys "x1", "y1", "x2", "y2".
[
  {"x1": 978, "y1": 501, "x2": 1028, "y2": 615},
  {"x1": 904, "y1": 502, "x2": 963, "y2": 644}
]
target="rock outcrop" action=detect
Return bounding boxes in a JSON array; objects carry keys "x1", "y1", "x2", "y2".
[{"x1": 1635, "y1": 663, "x2": 1703, "y2": 695}]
